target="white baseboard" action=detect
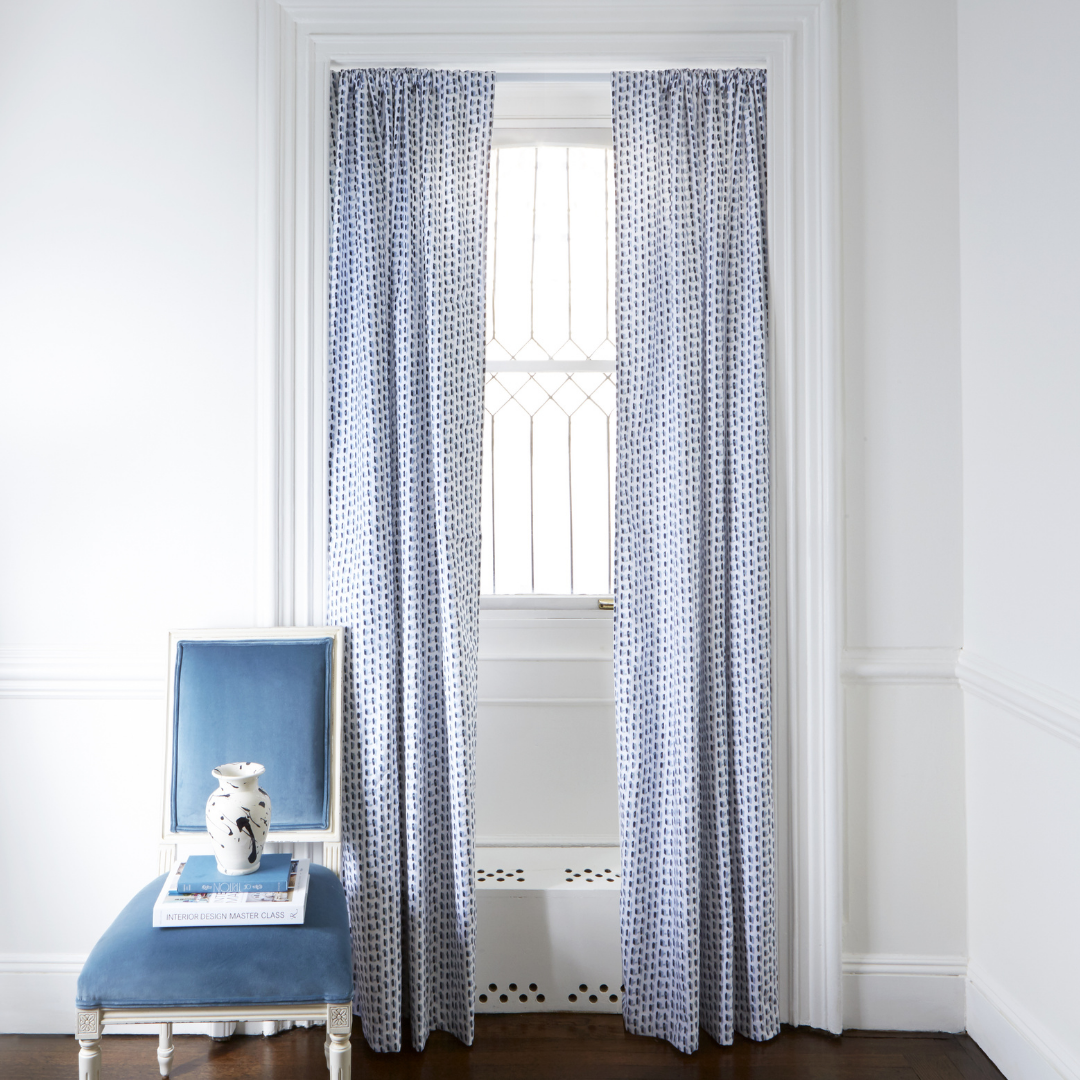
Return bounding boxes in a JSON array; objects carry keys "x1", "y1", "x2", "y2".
[
  {"x1": 967, "y1": 964, "x2": 1079, "y2": 1080},
  {"x1": 0, "y1": 961, "x2": 321, "y2": 1037},
  {"x1": 0, "y1": 970, "x2": 82, "y2": 1034},
  {"x1": 842, "y1": 954, "x2": 966, "y2": 1032},
  {"x1": 1, "y1": 955, "x2": 87, "y2": 1034}
]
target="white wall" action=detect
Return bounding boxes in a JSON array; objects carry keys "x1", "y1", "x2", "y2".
[
  {"x1": 842, "y1": 0, "x2": 963, "y2": 652},
  {"x1": 0, "y1": 0, "x2": 975, "y2": 1041},
  {"x1": 839, "y1": 0, "x2": 966, "y2": 1031},
  {"x1": 958, "y1": 1, "x2": 1080, "y2": 1075},
  {"x1": 0, "y1": 0, "x2": 259, "y2": 1032},
  {"x1": 476, "y1": 609, "x2": 616, "y2": 848}
]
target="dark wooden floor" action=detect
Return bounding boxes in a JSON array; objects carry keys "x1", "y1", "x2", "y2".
[{"x1": 2, "y1": 1015, "x2": 1005, "y2": 1079}]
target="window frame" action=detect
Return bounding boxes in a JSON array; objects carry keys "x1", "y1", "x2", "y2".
[{"x1": 482, "y1": 131, "x2": 616, "y2": 604}]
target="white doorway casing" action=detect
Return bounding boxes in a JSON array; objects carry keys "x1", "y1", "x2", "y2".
[{"x1": 256, "y1": 0, "x2": 842, "y2": 1034}]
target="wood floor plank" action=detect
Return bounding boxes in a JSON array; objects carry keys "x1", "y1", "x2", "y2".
[
  {"x1": 945, "y1": 1035, "x2": 1014, "y2": 1080},
  {"x1": 901, "y1": 1043, "x2": 971, "y2": 1080},
  {"x1": 0, "y1": 1019, "x2": 1009, "y2": 1079}
]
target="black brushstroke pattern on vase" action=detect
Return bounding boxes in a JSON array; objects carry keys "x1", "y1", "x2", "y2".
[{"x1": 235, "y1": 814, "x2": 258, "y2": 863}]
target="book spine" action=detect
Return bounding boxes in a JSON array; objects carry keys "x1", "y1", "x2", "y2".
[
  {"x1": 173, "y1": 880, "x2": 289, "y2": 895},
  {"x1": 153, "y1": 905, "x2": 306, "y2": 928},
  {"x1": 154, "y1": 864, "x2": 309, "y2": 927}
]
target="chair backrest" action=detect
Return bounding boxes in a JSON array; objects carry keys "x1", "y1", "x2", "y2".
[{"x1": 161, "y1": 627, "x2": 344, "y2": 849}]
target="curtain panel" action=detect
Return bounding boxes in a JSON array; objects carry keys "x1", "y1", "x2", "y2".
[
  {"x1": 327, "y1": 68, "x2": 494, "y2": 1054},
  {"x1": 613, "y1": 68, "x2": 779, "y2": 1053}
]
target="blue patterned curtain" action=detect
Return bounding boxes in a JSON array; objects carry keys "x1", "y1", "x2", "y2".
[
  {"x1": 326, "y1": 68, "x2": 494, "y2": 1053},
  {"x1": 613, "y1": 69, "x2": 778, "y2": 1052}
]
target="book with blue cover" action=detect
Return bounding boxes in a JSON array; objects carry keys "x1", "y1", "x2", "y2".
[
  {"x1": 170, "y1": 853, "x2": 296, "y2": 895},
  {"x1": 154, "y1": 859, "x2": 309, "y2": 927}
]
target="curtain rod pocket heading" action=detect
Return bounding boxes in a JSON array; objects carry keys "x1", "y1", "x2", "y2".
[
  {"x1": 326, "y1": 68, "x2": 765, "y2": 78},
  {"x1": 325, "y1": 67, "x2": 611, "y2": 80},
  {"x1": 493, "y1": 68, "x2": 767, "y2": 80}
]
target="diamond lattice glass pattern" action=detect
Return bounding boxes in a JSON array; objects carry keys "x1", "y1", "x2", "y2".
[{"x1": 482, "y1": 147, "x2": 616, "y2": 595}]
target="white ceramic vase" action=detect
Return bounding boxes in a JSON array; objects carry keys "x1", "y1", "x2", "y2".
[{"x1": 205, "y1": 762, "x2": 272, "y2": 875}]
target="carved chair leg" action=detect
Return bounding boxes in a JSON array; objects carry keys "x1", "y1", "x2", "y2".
[
  {"x1": 78, "y1": 1038, "x2": 101, "y2": 1080},
  {"x1": 324, "y1": 1028, "x2": 330, "y2": 1064},
  {"x1": 326, "y1": 1004, "x2": 352, "y2": 1080},
  {"x1": 327, "y1": 1032, "x2": 351, "y2": 1080},
  {"x1": 77, "y1": 1009, "x2": 103, "y2": 1080},
  {"x1": 157, "y1": 1023, "x2": 174, "y2": 1077}
]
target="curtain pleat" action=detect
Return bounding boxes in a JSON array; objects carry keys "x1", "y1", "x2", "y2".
[
  {"x1": 613, "y1": 68, "x2": 778, "y2": 1053},
  {"x1": 327, "y1": 67, "x2": 494, "y2": 1054}
]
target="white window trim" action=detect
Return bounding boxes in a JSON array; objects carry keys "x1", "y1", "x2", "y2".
[
  {"x1": 478, "y1": 594, "x2": 612, "y2": 612},
  {"x1": 491, "y1": 72, "x2": 613, "y2": 149},
  {"x1": 255, "y1": 0, "x2": 842, "y2": 1035}
]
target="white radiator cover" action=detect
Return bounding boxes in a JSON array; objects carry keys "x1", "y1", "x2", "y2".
[{"x1": 475, "y1": 847, "x2": 623, "y2": 1014}]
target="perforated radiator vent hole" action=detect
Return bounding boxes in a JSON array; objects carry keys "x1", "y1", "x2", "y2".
[
  {"x1": 477, "y1": 867, "x2": 526, "y2": 883},
  {"x1": 563, "y1": 867, "x2": 620, "y2": 883},
  {"x1": 477, "y1": 981, "x2": 546, "y2": 1004},
  {"x1": 567, "y1": 983, "x2": 623, "y2": 1005}
]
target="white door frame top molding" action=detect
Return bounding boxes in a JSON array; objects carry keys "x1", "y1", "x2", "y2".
[{"x1": 255, "y1": 0, "x2": 842, "y2": 1035}]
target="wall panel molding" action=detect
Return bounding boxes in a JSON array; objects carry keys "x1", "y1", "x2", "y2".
[
  {"x1": 959, "y1": 651, "x2": 1080, "y2": 752},
  {"x1": 477, "y1": 834, "x2": 619, "y2": 848},
  {"x1": 259, "y1": 0, "x2": 843, "y2": 1032},
  {"x1": 841, "y1": 647, "x2": 959, "y2": 686},
  {"x1": 0, "y1": 954, "x2": 86, "y2": 975},
  {"x1": 842, "y1": 952, "x2": 966, "y2": 977},
  {"x1": 842, "y1": 646, "x2": 1080, "y2": 745},
  {"x1": 479, "y1": 698, "x2": 614, "y2": 706},
  {"x1": 479, "y1": 655, "x2": 612, "y2": 662},
  {"x1": 0, "y1": 647, "x2": 162, "y2": 701}
]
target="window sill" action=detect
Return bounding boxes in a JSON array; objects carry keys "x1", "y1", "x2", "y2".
[{"x1": 479, "y1": 595, "x2": 613, "y2": 620}]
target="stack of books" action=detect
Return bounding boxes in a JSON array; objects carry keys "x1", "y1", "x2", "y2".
[{"x1": 153, "y1": 854, "x2": 310, "y2": 927}]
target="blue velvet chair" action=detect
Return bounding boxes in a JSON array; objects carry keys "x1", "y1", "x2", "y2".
[{"x1": 75, "y1": 628, "x2": 353, "y2": 1080}]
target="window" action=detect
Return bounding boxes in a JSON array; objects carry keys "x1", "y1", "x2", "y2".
[{"x1": 481, "y1": 146, "x2": 616, "y2": 595}]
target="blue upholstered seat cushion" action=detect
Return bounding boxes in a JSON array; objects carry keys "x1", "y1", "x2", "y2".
[
  {"x1": 76, "y1": 865, "x2": 353, "y2": 1008},
  {"x1": 172, "y1": 638, "x2": 333, "y2": 832}
]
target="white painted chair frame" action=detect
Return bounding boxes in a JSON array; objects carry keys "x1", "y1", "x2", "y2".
[
  {"x1": 76, "y1": 1003, "x2": 353, "y2": 1080},
  {"x1": 159, "y1": 627, "x2": 346, "y2": 878},
  {"x1": 76, "y1": 626, "x2": 351, "y2": 1079}
]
